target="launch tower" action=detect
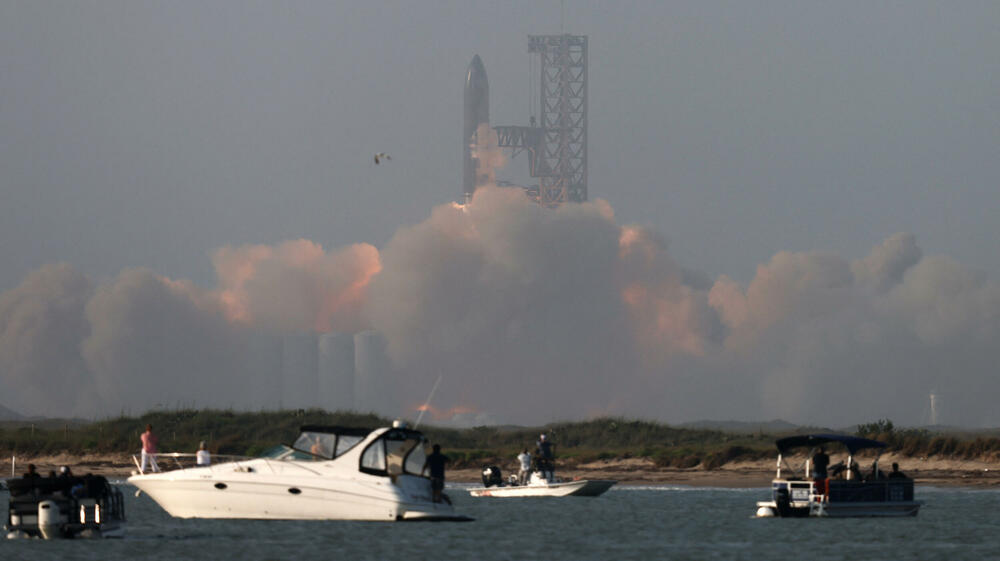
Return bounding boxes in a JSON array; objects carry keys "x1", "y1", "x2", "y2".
[{"x1": 495, "y1": 34, "x2": 588, "y2": 205}]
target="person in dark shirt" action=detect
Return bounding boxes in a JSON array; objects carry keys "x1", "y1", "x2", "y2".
[
  {"x1": 536, "y1": 434, "x2": 555, "y2": 481},
  {"x1": 868, "y1": 460, "x2": 886, "y2": 480},
  {"x1": 423, "y1": 444, "x2": 451, "y2": 504},
  {"x1": 887, "y1": 462, "x2": 907, "y2": 479},
  {"x1": 812, "y1": 446, "x2": 830, "y2": 479},
  {"x1": 23, "y1": 464, "x2": 40, "y2": 479}
]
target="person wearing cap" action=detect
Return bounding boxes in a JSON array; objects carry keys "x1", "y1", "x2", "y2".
[{"x1": 196, "y1": 441, "x2": 211, "y2": 466}]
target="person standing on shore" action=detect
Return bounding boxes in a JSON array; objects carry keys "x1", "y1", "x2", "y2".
[{"x1": 140, "y1": 424, "x2": 160, "y2": 474}]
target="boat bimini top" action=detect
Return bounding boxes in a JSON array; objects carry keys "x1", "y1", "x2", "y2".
[
  {"x1": 776, "y1": 434, "x2": 886, "y2": 456},
  {"x1": 773, "y1": 434, "x2": 887, "y2": 480}
]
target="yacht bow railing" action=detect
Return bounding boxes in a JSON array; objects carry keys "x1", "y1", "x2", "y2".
[
  {"x1": 130, "y1": 453, "x2": 327, "y2": 476},
  {"x1": 131, "y1": 452, "x2": 253, "y2": 474}
]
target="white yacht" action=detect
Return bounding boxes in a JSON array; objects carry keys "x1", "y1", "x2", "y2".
[
  {"x1": 469, "y1": 466, "x2": 616, "y2": 498},
  {"x1": 755, "y1": 434, "x2": 922, "y2": 518},
  {"x1": 128, "y1": 422, "x2": 471, "y2": 521}
]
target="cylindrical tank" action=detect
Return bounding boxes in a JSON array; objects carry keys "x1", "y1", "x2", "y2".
[
  {"x1": 281, "y1": 333, "x2": 319, "y2": 410},
  {"x1": 38, "y1": 499, "x2": 61, "y2": 539},
  {"x1": 318, "y1": 332, "x2": 355, "y2": 412},
  {"x1": 242, "y1": 331, "x2": 283, "y2": 410},
  {"x1": 353, "y1": 331, "x2": 394, "y2": 415}
]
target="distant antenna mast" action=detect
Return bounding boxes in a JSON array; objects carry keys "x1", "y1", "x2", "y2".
[{"x1": 929, "y1": 390, "x2": 938, "y2": 426}]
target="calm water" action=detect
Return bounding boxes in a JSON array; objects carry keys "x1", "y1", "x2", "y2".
[{"x1": 2, "y1": 483, "x2": 998, "y2": 560}]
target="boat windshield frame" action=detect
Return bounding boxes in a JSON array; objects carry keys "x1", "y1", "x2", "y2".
[
  {"x1": 289, "y1": 426, "x2": 374, "y2": 460},
  {"x1": 358, "y1": 428, "x2": 430, "y2": 478}
]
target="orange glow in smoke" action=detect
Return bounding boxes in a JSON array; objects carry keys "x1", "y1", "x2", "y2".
[{"x1": 412, "y1": 403, "x2": 479, "y2": 420}]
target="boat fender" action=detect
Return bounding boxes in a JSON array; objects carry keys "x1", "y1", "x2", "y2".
[
  {"x1": 756, "y1": 506, "x2": 776, "y2": 518},
  {"x1": 6, "y1": 529, "x2": 32, "y2": 539},
  {"x1": 38, "y1": 500, "x2": 61, "y2": 540}
]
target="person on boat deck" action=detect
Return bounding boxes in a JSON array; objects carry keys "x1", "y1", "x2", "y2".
[
  {"x1": 140, "y1": 423, "x2": 160, "y2": 474},
  {"x1": 517, "y1": 449, "x2": 532, "y2": 485},
  {"x1": 869, "y1": 460, "x2": 885, "y2": 480},
  {"x1": 423, "y1": 444, "x2": 451, "y2": 504},
  {"x1": 888, "y1": 462, "x2": 907, "y2": 479},
  {"x1": 849, "y1": 461, "x2": 862, "y2": 481},
  {"x1": 812, "y1": 446, "x2": 830, "y2": 479},
  {"x1": 536, "y1": 434, "x2": 555, "y2": 481},
  {"x1": 24, "y1": 463, "x2": 40, "y2": 479},
  {"x1": 196, "y1": 441, "x2": 211, "y2": 466}
]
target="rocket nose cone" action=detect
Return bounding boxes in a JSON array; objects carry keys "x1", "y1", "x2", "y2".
[{"x1": 466, "y1": 54, "x2": 488, "y2": 91}]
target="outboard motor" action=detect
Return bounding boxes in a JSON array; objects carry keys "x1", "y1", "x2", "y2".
[
  {"x1": 481, "y1": 465, "x2": 503, "y2": 487},
  {"x1": 774, "y1": 487, "x2": 792, "y2": 518},
  {"x1": 38, "y1": 500, "x2": 61, "y2": 540}
]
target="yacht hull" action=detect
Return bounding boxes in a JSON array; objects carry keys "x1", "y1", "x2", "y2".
[{"x1": 129, "y1": 462, "x2": 462, "y2": 521}]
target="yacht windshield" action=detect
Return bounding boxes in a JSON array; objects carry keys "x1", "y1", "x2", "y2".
[
  {"x1": 359, "y1": 429, "x2": 428, "y2": 477},
  {"x1": 293, "y1": 432, "x2": 337, "y2": 459},
  {"x1": 261, "y1": 444, "x2": 314, "y2": 460}
]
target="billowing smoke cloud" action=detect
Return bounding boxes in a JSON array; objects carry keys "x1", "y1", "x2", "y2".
[
  {"x1": 1, "y1": 189, "x2": 999, "y2": 426},
  {"x1": 0, "y1": 264, "x2": 99, "y2": 416},
  {"x1": 80, "y1": 269, "x2": 244, "y2": 413},
  {"x1": 213, "y1": 239, "x2": 380, "y2": 333}
]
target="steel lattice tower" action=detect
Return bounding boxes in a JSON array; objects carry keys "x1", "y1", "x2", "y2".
[{"x1": 495, "y1": 34, "x2": 588, "y2": 205}]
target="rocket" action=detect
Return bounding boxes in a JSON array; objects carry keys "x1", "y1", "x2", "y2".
[{"x1": 463, "y1": 54, "x2": 489, "y2": 201}]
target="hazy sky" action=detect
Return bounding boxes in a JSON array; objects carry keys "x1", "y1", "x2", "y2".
[
  {"x1": 1, "y1": 2, "x2": 999, "y2": 426},
  {"x1": 2, "y1": 1, "x2": 997, "y2": 290}
]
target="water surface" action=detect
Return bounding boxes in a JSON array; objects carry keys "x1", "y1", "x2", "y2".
[{"x1": 2, "y1": 484, "x2": 996, "y2": 560}]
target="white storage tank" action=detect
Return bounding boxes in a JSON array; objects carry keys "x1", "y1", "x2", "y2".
[
  {"x1": 241, "y1": 331, "x2": 283, "y2": 410},
  {"x1": 318, "y1": 332, "x2": 355, "y2": 412},
  {"x1": 353, "y1": 330, "x2": 394, "y2": 415},
  {"x1": 281, "y1": 333, "x2": 319, "y2": 410}
]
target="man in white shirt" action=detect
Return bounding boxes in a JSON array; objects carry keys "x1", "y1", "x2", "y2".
[
  {"x1": 517, "y1": 449, "x2": 531, "y2": 485},
  {"x1": 196, "y1": 441, "x2": 211, "y2": 466}
]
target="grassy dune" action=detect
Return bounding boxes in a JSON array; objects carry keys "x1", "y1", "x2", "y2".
[{"x1": 2, "y1": 411, "x2": 999, "y2": 470}]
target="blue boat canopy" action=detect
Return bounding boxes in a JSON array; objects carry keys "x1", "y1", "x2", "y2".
[{"x1": 776, "y1": 434, "x2": 887, "y2": 456}]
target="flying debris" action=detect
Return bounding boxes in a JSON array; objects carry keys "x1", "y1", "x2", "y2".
[{"x1": 374, "y1": 153, "x2": 391, "y2": 165}]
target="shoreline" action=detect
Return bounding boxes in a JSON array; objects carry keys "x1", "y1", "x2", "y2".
[{"x1": 5, "y1": 453, "x2": 999, "y2": 489}]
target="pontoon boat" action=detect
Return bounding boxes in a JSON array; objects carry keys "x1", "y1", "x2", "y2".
[{"x1": 755, "y1": 434, "x2": 921, "y2": 518}]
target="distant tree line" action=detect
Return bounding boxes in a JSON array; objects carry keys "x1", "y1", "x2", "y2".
[{"x1": 2, "y1": 412, "x2": 1000, "y2": 469}]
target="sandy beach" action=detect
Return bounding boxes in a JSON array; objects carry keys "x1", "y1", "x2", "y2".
[{"x1": 6, "y1": 452, "x2": 1000, "y2": 489}]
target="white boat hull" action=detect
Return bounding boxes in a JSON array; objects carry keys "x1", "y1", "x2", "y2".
[
  {"x1": 755, "y1": 499, "x2": 921, "y2": 518},
  {"x1": 469, "y1": 479, "x2": 617, "y2": 498},
  {"x1": 129, "y1": 460, "x2": 465, "y2": 521}
]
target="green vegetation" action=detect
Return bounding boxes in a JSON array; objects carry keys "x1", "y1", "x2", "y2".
[
  {"x1": 2, "y1": 412, "x2": 1000, "y2": 469},
  {"x1": 855, "y1": 418, "x2": 1000, "y2": 461}
]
